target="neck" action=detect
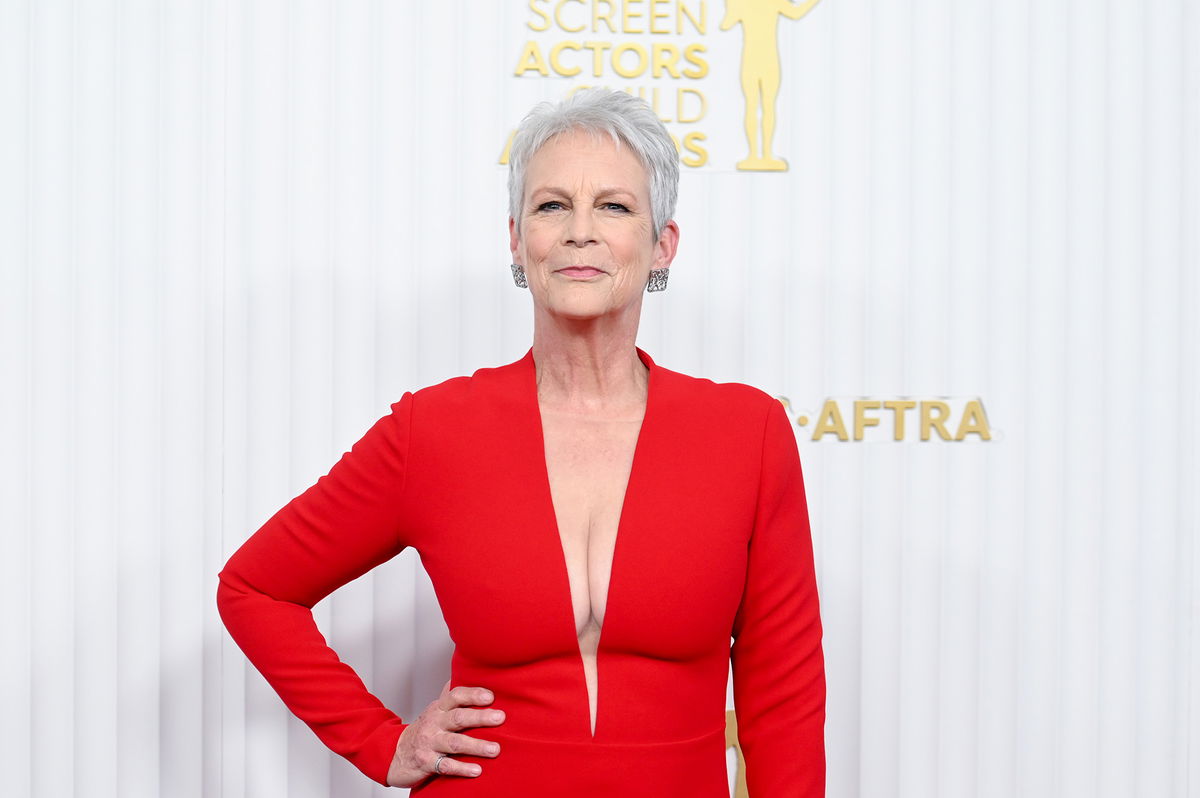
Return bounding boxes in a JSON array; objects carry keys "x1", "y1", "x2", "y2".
[{"x1": 531, "y1": 308, "x2": 648, "y2": 409}]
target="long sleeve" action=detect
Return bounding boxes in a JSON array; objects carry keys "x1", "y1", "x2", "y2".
[
  {"x1": 731, "y1": 398, "x2": 826, "y2": 796},
  {"x1": 216, "y1": 392, "x2": 415, "y2": 786}
]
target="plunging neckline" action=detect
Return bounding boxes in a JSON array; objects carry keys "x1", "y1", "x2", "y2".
[{"x1": 526, "y1": 346, "x2": 657, "y2": 740}]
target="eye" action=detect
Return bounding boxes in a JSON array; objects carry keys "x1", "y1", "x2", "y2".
[
  {"x1": 536, "y1": 201, "x2": 565, "y2": 212},
  {"x1": 600, "y1": 202, "x2": 630, "y2": 212}
]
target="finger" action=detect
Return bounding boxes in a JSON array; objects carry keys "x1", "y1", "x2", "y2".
[
  {"x1": 438, "y1": 730, "x2": 502, "y2": 759},
  {"x1": 438, "y1": 685, "x2": 494, "y2": 711},
  {"x1": 430, "y1": 753, "x2": 483, "y2": 779},
  {"x1": 441, "y1": 706, "x2": 506, "y2": 732},
  {"x1": 438, "y1": 679, "x2": 452, "y2": 701}
]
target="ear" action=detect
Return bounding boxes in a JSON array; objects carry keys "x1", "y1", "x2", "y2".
[
  {"x1": 652, "y1": 220, "x2": 680, "y2": 271},
  {"x1": 509, "y1": 216, "x2": 520, "y2": 262}
]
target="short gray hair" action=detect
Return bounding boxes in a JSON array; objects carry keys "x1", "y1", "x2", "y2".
[{"x1": 507, "y1": 88, "x2": 679, "y2": 239}]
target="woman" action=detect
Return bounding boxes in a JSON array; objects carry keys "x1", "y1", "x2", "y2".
[{"x1": 217, "y1": 88, "x2": 824, "y2": 796}]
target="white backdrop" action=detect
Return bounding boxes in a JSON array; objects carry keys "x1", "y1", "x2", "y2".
[{"x1": 1, "y1": 1, "x2": 1197, "y2": 797}]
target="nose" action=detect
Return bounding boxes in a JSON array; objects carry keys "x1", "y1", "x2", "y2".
[{"x1": 563, "y1": 206, "x2": 597, "y2": 247}]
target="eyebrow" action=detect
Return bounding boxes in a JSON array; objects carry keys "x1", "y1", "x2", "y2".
[{"x1": 529, "y1": 186, "x2": 639, "y2": 202}]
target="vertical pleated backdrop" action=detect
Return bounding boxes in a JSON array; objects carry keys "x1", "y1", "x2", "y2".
[{"x1": 0, "y1": 1, "x2": 1196, "y2": 797}]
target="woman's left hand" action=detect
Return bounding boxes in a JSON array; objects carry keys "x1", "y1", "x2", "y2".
[{"x1": 386, "y1": 680, "x2": 505, "y2": 786}]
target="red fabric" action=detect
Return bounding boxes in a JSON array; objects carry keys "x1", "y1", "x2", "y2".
[{"x1": 217, "y1": 348, "x2": 825, "y2": 796}]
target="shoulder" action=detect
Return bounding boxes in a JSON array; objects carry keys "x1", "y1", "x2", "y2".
[
  {"x1": 651, "y1": 363, "x2": 799, "y2": 490},
  {"x1": 394, "y1": 355, "x2": 530, "y2": 422},
  {"x1": 651, "y1": 362, "x2": 795, "y2": 461},
  {"x1": 654, "y1": 362, "x2": 784, "y2": 424}
]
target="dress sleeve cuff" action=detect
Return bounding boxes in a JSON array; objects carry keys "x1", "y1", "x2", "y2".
[{"x1": 356, "y1": 719, "x2": 408, "y2": 786}]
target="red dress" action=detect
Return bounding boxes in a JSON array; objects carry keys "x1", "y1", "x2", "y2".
[{"x1": 217, "y1": 348, "x2": 825, "y2": 796}]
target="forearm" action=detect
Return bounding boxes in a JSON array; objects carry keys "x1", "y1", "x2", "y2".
[{"x1": 217, "y1": 573, "x2": 407, "y2": 784}]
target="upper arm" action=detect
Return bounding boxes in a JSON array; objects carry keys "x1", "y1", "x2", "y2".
[{"x1": 218, "y1": 391, "x2": 415, "y2": 607}]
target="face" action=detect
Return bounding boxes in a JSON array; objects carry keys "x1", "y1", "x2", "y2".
[{"x1": 509, "y1": 129, "x2": 679, "y2": 323}]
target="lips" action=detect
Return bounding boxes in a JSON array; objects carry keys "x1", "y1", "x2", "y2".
[{"x1": 556, "y1": 266, "x2": 605, "y2": 278}]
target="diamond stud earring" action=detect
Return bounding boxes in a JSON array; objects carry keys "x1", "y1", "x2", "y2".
[
  {"x1": 510, "y1": 263, "x2": 528, "y2": 289},
  {"x1": 646, "y1": 268, "x2": 669, "y2": 292}
]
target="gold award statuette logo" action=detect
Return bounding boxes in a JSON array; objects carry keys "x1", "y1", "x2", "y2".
[{"x1": 721, "y1": 0, "x2": 822, "y2": 171}]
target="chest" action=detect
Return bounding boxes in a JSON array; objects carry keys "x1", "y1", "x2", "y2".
[
  {"x1": 403, "y1": 381, "x2": 761, "y2": 668},
  {"x1": 540, "y1": 410, "x2": 642, "y2": 634}
]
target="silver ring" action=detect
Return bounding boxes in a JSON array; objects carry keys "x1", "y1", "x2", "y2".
[{"x1": 434, "y1": 754, "x2": 448, "y2": 775}]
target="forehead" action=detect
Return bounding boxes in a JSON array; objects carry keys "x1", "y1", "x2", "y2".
[{"x1": 524, "y1": 129, "x2": 649, "y2": 196}]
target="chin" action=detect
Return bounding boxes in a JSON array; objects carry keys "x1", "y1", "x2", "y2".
[
  {"x1": 549, "y1": 301, "x2": 611, "y2": 321},
  {"x1": 543, "y1": 290, "x2": 616, "y2": 321}
]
